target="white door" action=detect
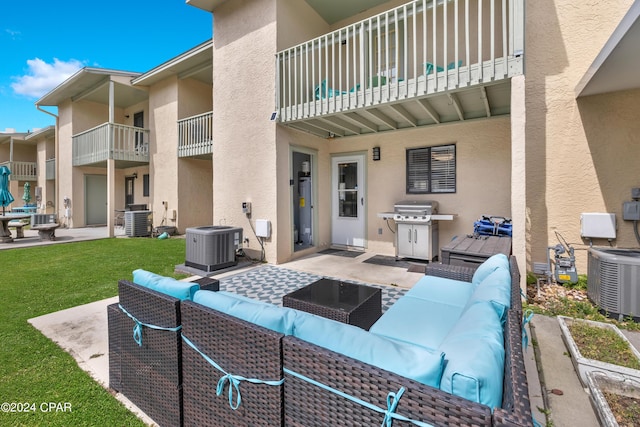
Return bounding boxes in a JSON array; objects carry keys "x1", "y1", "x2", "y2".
[{"x1": 331, "y1": 154, "x2": 365, "y2": 247}]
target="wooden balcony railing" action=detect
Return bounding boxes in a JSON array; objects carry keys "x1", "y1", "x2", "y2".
[
  {"x1": 276, "y1": 0, "x2": 524, "y2": 122},
  {"x1": 72, "y1": 123, "x2": 149, "y2": 166},
  {"x1": 178, "y1": 111, "x2": 213, "y2": 157},
  {"x1": 0, "y1": 161, "x2": 37, "y2": 181}
]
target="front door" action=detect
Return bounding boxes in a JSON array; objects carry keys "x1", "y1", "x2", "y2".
[
  {"x1": 133, "y1": 111, "x2": 144, "y2": 151},
  {"x1": 125, "y1": 176, "x2": 135, "y2": 207},
  {"x1": 331, "y1": 154, "x2": 365, "y2": 248}
]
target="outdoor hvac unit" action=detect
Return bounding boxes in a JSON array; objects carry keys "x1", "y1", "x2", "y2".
[
  {"x1": 185, "y1": 226, "x2": 243, "y2": 272},
  {"x1": 124, "y1": 210, "x2": 152, "y2": 237},
  {"x1": 587, "y1": 247, "x2": 640, "y2": 320}
]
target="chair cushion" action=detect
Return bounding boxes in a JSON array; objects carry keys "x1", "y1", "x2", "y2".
[
  {"x1": 193, "y1": 290, "x2": 297, "y2": 335},
  {"x1": 466, "y1": 268, "x2": 512, "y2": 321},
  {"x1": 132, "y1": 269, "x2": 200, "y2": 301},
  {"x1": 406, "y1": 275, "x2": 474, "y2": 307},
  {"x1": 369, "y1": 295, "x2": 465, "y2": 349},
  {"x1": 292, "y1": 311, "x2": 445, "y2": 388},
  {"x1": 438, "y1": 301, "x2": 504, "y2": 408},
  {"x1": 471, "y1": 253, "x2": 510, "y2": 287}
]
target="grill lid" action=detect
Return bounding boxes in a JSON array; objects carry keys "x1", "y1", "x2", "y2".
[{"x1": 394, "y1": 200, "x2": 438, "y2": 214}]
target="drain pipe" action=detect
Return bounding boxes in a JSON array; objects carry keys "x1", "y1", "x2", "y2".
[{"x1": 36, "y1": 105, "x2": 61, "y2": 223}]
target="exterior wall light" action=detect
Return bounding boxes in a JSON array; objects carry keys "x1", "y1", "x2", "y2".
[{"x1": 372, "y1": 146, "x2": 381, "y2": 161}]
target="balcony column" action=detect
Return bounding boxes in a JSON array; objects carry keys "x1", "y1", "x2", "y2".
[
  {"x1": 108, "y1": 80, "x2": 115, "y2": 123},
  {"x1": 510, "y1": 74, "x2": 526, "y2": 293},
  {"x1": 107, "y1": 159, "x2": 115, "y2": 238}
]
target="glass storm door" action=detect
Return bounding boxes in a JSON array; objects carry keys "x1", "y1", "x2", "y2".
[{"x1": 331, "y1": 154, "x2": 365, "y2": 247}]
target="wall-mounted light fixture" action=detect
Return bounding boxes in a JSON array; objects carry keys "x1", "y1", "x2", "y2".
[
  {"x1": 124, "y1": 114, "x2": 130, "y2": 119},
  {"x1": 372, "y1": 146, "x2": 381, "y2": 161},
  {"x1": 132, "y1": 172, "x2": 138, "y2": 179}
]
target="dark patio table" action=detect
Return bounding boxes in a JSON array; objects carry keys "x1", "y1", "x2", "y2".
[{"x1": 283, "y1": 278, "x2": 382, "y2": 330}]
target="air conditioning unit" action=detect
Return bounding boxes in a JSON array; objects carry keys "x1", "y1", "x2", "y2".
[
  {"x1": 588, "y1": 247, "x2": 640, "y2": 320},
  {"x1": 185, "y1": 226, "x2": 243, "y2": 272},
  {"x1": 125, "y1": 211, "x2": 152, "y2": 237}
]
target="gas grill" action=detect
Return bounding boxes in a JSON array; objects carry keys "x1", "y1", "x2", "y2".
[{"x1": 393, "y1": 200, "x2": 440, "y2": 261}]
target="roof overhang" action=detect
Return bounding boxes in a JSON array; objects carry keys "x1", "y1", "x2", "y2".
[
  {"x1": 132, "y1": 39, "x2": 213, "y2": 86},
  {"x1": 24, "y1": 126, "x2": 55, "y2": 141},
  {"x1": 36, "y1": 68, "x2": 145, "y2": 108},
  {"x1": 576, "y1": 1, "x2": 640, "y2": 97},
  {"x1": 186, "y1": 0, "x2": 389, "y2": 24}
]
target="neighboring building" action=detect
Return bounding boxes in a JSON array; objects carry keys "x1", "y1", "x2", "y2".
[
  {"x1": 182, "y1": 0, "x2": 640, "y2": 282},
  {"x1": 25, "y1": 126, "x2": 56, "y2": 214},
  {"x1": 0, "y1": 130, "x2": 37, "y2": 207},
  {"x1": 35, "y1": 41, "x2": 213, "y2": 235}
]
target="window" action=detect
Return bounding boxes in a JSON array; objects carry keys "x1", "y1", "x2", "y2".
[
  {"x1": 406, "y1": 144, "x2": 456, "y2": 194},
  {"x1": 143, "y1": 174, "x2": 150, "y2": 197}
]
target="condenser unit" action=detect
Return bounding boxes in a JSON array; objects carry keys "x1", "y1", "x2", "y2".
[
  {"x1": 588, "y1": 247, "x2": 640, "y2": 320},
  {"x1": 125, "y1": 211, "x2": 152, "y2": 237},
  {"x1": 185, "y1": 226, "x2": 243, "y2": 272}
]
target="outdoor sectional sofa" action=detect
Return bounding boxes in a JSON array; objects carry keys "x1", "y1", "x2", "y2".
[{"x1": 108, "y1": 254, "x2": 532, "y2": 427}]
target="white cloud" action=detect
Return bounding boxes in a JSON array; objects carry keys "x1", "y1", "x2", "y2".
[
  {"x1": 5, "y1": 29, "x2": 21, "y2": 39},
  {"x1": 11, "y1": 58, "x2": 84, "y2": 98}
]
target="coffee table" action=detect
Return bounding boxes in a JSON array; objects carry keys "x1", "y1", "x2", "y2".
[{"x1": 283, "y1": 278, "x2": 382, "y2": 330}]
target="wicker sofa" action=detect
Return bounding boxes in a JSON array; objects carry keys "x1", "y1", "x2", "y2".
[{"x1": 109, "y1": 255, "x2": 532, "y2": 427}]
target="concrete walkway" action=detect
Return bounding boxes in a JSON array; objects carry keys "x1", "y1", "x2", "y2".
[{"x1": 18, "y1": 228, "x2": 635, "y2": 426}]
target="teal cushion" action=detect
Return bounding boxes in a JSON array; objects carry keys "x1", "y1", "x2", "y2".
[
  {"x1": 369, "y1": 295, "x2": 464, "y2": 349},
  {"x1": 438, "y1": 301, "x2": 504, "y2": 408},
  {"x1": 471, "y1": 254, "x2": 510, "y2": 287},
  {"x1": 132, "y1": 269, "x2": 199, "y2": 301},
  {"x1": 292, "y1": 311, "x2": 445, "y2": 388},
  {"x1": 406, "y1": 275, "x2": 474, "y2": 307},
  {"x1": 193, "y1": 290, "x2": 296, "y2": 335},
  {"x1": 466, "y1": 268, "x2": 512, "y2": 321}
]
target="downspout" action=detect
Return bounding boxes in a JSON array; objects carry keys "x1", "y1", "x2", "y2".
[{"x1": 36, "y1": 105, "x2": 60, "y2": 221}]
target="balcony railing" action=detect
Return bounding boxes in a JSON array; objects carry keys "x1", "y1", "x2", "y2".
[
  {"x1": 46, "y1": 158, "x2": 55, "y2": 180},
  {"x1": 0, "y1": 161, "x2": 37, "y2": 181},
  {"x1": 178, "y1": 111, "x2": 213, "y2": 157},
  {"x1": 72, "y1": 123, "x2": 149, "y2": 166},
  {"x1": 276, "y1": 0, "x2": 524, "y2": 123}
]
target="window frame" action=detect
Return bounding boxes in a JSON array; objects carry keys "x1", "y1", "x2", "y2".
[
  {"x1": 143, "y1": 174, "x2": 150, "y2": 197},
  {"x1": 406, "y1": 144, "x2": 456, "y2": 194}
]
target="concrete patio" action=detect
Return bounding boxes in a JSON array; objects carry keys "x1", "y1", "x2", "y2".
[{"x1": 13, "y1": 226, "x2": 636, "y2": 426}]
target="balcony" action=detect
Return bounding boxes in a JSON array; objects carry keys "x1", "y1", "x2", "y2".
[
  {"x1": 178, "y1": 111, "x2": 213, "y2": 158},
  {"x1": 46, "y1": 158, "x2": 56, "y2": 180},
  {"x1": 276, "y1": 0, "x2": 524, "y2": 138},
  {"x1": 0, "y1": 161, "x2": 37, "y2": 181},
  {"x1": 72, "y1": 123, "x2": 150, "y2": 167}
]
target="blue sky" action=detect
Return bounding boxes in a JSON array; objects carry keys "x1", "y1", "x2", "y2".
[{"x1": 1, "y1": 1, "x2": 212, "y2": 133}]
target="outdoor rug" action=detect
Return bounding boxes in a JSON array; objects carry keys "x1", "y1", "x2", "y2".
[
  {"x1": 218, "y1": 265, "x2": 407, "y2": 313},
  {"x1": 319, "y1": 248, "x2": 365, "y2": 258}
]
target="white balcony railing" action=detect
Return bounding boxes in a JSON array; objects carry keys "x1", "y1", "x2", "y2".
[
  {"x1": 72, "y1": 123, "x2": 149, "y2": 166},
  {"x1": 0, "y1": 161, "x2": 37, "y2": 181},
  {"x1": 276, "y1": 0, "x2": 524, "y2": 122},
  {"x1": 178, "y1": 111, "x2": 213, "y2": 157},
  {"x1": 46, "y1": 158, "x2": 55, "y2": 180}
]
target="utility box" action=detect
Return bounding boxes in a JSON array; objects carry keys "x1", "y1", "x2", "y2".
[
  {"x1": 580, "y1": 213, "x2": 616, "y2": 239},
  {"x1": 623, "y1": 201, "x2": 640, "y2": 221},
  {"x1": 256, "y1": 219, "x2": 271, "y2": 238}
]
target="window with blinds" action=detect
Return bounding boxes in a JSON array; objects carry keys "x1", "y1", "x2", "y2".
[{"x1": 406, "y1": 145, "x2": 456, "y2": 194}]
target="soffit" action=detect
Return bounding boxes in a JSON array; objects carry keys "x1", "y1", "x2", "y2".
[
  {"x1": 187, "y1": 0, "x2": 390, "y2": 24},
  {"x1": 132, "y1": 40, "x2": 213, "y2": 86},
  {"x1": 576, "y1": 2, "x2": 640, "y2": 97}
]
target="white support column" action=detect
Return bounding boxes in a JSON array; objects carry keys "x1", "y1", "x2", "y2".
[
  {"x1": 108, "y1": 80, "x2": 115, "y2": 124},
  {"x1": 107, "y1": 158, "x2": 115, "y2": 238},
  {"x1": 510, "y1": 74, "x2": 526, "y2": 293}
]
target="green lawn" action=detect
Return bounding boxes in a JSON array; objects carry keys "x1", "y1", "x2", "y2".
[{"x1": 0, "y1": 238, "x2": 187, "y2": 426}]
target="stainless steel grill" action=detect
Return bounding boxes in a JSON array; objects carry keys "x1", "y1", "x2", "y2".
[
  {"x1": 393, "y1": 200, "x2": 439, "y2": 223},
  {"x1": 393, "y1": 200, "x2": 439, "y2": 261}
]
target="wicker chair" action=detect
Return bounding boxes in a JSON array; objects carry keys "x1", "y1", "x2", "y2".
[
  {"x1": 108, "y1": 277, "x2": 218, "y2": 427},
  {"x1": 281, "y1": 256, "x2": 532, "y2": 427},
  {"x1": 180, "y1": 300, "x2": 285, "y2": 426}
]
